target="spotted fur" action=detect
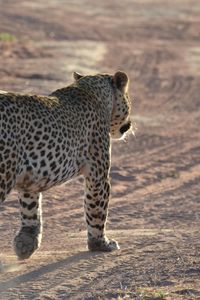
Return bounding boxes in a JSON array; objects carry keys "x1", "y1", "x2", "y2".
[{"x1": 0, "y1": 71, "x2": 132, "y2": 259}]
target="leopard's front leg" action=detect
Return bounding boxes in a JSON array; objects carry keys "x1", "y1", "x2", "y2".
[
  {"x1": 84, "y1": 151, "x2": 120, "y2": 251},
  {"x1": 13, "y1": 191, "x2": 43, "y2": 259}
]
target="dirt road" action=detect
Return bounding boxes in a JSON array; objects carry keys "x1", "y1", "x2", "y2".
[{"x1": 0, "y1": 1, "x2": 200, "y2": 299}]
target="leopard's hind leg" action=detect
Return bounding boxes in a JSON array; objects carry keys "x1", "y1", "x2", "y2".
[{"x1": 13, "y1": 191, "x2": 43, "y2": 260}]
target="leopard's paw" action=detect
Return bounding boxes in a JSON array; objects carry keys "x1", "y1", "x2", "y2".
[
  {"x1": 88, "y1": 236, "x2": 120, "y2": 252},
  {"x1": 13, "y1": 226, "x2": 42, "y2": 260}
]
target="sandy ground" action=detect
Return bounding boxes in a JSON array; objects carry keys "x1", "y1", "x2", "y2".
[{"x1": 0, "y1": 0, "x2": 200, "y2": 299}]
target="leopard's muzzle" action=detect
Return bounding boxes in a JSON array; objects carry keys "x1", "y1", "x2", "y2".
[{"x1": 119, "y1": 120, "x2": 132, "y2": 135}]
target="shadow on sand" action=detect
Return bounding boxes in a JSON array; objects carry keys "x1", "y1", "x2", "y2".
[{"x1": 0, "y1": 250, "x2": 101, "y2": 293}]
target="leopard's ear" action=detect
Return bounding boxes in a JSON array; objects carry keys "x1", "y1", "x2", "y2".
[
  {"x1": 73, "y1": 72, "x2": 84, "y2": 81},
  {"x1": 113, "y1": 71, "x2": 129, "y2": 92}
]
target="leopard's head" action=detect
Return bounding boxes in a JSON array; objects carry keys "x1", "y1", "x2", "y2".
[{"x1": 73, "y1": 70, "x2": 133, "y2": 140}]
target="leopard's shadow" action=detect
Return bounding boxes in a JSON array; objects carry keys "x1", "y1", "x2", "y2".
[{"x1": 0, "y1": 250, "x2": 102, "y2": 293}]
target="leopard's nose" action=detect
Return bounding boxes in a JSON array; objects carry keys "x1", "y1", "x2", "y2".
[{"x1": 119, "y1": 121, "x2": 131, "y2": 134}]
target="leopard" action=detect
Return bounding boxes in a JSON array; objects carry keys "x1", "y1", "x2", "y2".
[{"x1": 0, "y1": 71, "x2": 132, "y2": 259}]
